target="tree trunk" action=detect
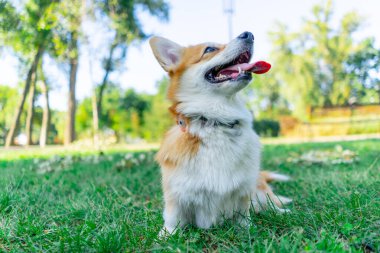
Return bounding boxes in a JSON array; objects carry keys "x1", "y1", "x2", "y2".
[
  {"x1": 64, "y1": 31, "x2": 79, "y2": 145},
  {"x1": 96, "y1": 42, "x2": 117, "y2": 118},
  {"x1": 39, "y1": 71, "x2": 50, "y2": 147},
  {"x1": 64, "y1": 54, "x2": 78, "y2": 145},
  {"x1": 92, "y1": 90, "x2": 99, "y2": 148},
  {"x1": 25, "y1": 74, "x2": 37, "y2": 146},
  {"x1": 5, "y1": 47, "x2": 43, "y2": 147}
]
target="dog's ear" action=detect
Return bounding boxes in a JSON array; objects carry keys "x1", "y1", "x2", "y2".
[{"x1": 149, "y1": 36, "x2": 183, "y2": 72}]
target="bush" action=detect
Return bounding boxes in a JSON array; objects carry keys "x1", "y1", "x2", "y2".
[{"x1": 253, "y1": 119, "x2": 280, "y2": 137}]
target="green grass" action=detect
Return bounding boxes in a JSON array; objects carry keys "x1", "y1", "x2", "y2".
[{"x1": 0, "y1": 139, "x2": 379, "y2": 252}]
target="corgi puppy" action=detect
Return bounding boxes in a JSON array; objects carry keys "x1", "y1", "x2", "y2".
[{"x1": 149, "y1": 32, "x2": 291, "y2": 235}]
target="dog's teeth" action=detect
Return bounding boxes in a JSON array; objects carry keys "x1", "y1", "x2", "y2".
[
  {"x1": 216, "y1": 74, "x2": 227, "y2": 80},
  {"x1": 238, "y1": 67, "x2": 242, "y2": 74}
]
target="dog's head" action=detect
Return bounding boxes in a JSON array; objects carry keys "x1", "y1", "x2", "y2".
[{"x1": 150, "y1": 32, "x2": 270, "y2": 101}]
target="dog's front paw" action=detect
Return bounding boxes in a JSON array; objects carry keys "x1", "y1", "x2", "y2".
[
  {"x1": 274, "y1": 206, "x2": 291, "y2": 214},
  {"x1": 158, "y1": 226, "x2": 177, "y2": 239},
  {"x1": 237, "y1": 216, "x2": 251, "y2": 228}
]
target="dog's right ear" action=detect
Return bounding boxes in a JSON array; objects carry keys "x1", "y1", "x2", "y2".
[{"x1": 149, "y1": 36, "x2": 183, "y2": 72}]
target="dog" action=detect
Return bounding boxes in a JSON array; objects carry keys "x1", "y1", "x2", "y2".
[{"x1": 149, "y1": 31, "x2": 291, "y2": 236}]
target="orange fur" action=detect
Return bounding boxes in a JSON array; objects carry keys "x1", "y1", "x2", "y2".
[
  {"x1": 155, "y1": 44, "x2": 226, "y2": 168},
  {"x1": 258, "y1": 171, "x2": 284, "y2": 207},
  {"x1": 260, "y1": 171, "x2": 276, "y2": 183},
  {"x1": 167, "y1": 44, "x2": 225, "y2": 102},
  {"x1": 155, "y1": 126, "x2": 201, "y2": 169}
]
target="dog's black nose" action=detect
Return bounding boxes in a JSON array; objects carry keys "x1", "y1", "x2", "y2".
[{"x1": 237, "y1": 31, "x2": 254, "y2": 41}]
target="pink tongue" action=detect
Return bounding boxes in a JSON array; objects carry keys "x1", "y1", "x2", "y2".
[
  {"x1": 219, "y1": 61, "x2": 271, "y2": 77},
  {"x1": 249, "y1": 61, "x2": 271, "y2": 74}
]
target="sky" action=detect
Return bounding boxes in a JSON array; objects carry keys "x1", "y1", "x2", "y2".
[{"x1": 1, "y1": 0, "x2": 380, "y2": 110}]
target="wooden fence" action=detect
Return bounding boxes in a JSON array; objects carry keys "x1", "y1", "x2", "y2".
[{"x1": 279, "y1": 104, "x2": 380, "y2": 137}]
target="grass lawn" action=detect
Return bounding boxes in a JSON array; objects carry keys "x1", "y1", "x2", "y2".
[{"x1": 0, "y1": 139, "x2": 379, "y2": 252}]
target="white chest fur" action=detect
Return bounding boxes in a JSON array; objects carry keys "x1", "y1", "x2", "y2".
[
  {"x1": 162, "y1": 122, "x2": 261, "y2": 229},
  {"x1": 169, "y1": 124, "x2": 260, "y2": 195}
]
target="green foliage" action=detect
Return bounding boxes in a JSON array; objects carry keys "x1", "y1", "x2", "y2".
[
  {"x1": 50, "y1": 110, "x2": 65, "y2": 143},
  {"x1": 253, "y1": 119, "x2": 280, "y2": 137},
  {"x1": 246, "y1": 73, "x2": 290, "y2": 119},
  {"x1": 0, "y1": 0, "x2": 172, "y2": 146},
  {"x1": 141, "y1": 77, "x2": 172, "y2": 141},
  {"x1": 48, "y1": 0, "x2": 84, "y2": 61},
  {"x1": 0, "y1": 0, "x2": 18, "y2": 34},
  {"x1": 76, "y1": 97, "x2": 93, "y2": 137},
  {"x1": 0, "y1": 83, "x2": 65, "y2": 145},
  {"x1": 107, "y1": 88, "x2": 150, "y2": 138},
  {"x1": 265, "y1": 0, "x2": 380, "y2": 119},
  {"x1": 0, "y1": 139, "x2": 379, "y2": 251},
  {"x1": 0, "y1": 85, "x2": 18, "y2": 144},
  {"x1": 121, "y1": 89, "x2": 150, "y2": 122},
  {"x1": 92, "y1": 0, "x2": 170, "y2": 79},
  {"x1": 94, "y1": 0, "x2": 169, "y2": 43},
  {"x1": 346, "y1": 38, "x2": 380, "y2": 104},
  {"x1": 75, "y1": 78, "x2": 173, "y2": 142},
  {"x1": 0, "y1": 0, "x2": 59, "y2": 59},
  {"x1": 76, "y1": 85, "x2": 153, "y2": 141}
]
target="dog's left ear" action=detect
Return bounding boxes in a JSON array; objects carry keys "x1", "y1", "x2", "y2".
[{"x1": 149, "y1": 36, "x2": 183, "y2": 72}]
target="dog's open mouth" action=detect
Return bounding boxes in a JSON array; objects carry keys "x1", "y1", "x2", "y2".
[{"x1": 205, "y1": 51, "x2": 271, "y2": 83}]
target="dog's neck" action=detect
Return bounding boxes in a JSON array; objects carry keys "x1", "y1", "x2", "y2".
[
  {"x1": 170, "y1": 93, "x2": 252, "y2": 133},
  {"x1": 177, "y1": 93, "x2": 251, "y2": 121},
  {"x1": 175, "y1": 113, "x2": 240, "y2": 132}
]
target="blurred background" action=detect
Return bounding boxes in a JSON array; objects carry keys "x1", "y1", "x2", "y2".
[{"x1": 0, "y1": 0, "x2": 379, "y2": 148}]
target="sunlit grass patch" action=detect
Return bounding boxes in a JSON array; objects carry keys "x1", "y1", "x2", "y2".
[{"x1": 0, "y1": 139, "x2": 379, "y2": 251}]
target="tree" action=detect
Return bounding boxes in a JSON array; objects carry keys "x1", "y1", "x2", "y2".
[
  {"x1": 65, "y1": 31, "x2": 79, "y2": 145},
  {"x1": 245, "y1": 73, "x2": 289, "y2": 120},
  {"x1": 269, "y1": 0, "x2": 378, "y2": 119},
  {"x1": 0, "y1": 0, "x2": 58, "y2": 146},
  {"x1": 141, "y1": 77, "x2": 172, "y2": 141},
  {"x1": 5, "y1": 48, "x2": 43, "y2": 146},
  {"x1": 51, "y1": 0, "x2": 85, "y2": 145},
  {"x1": 0, "y1": 85, "x2": 18, "y2": 145},
  {"x1": 39, "y1": 67, "x2": 51, "y2": 147},
  {"x1": 25, "y1": 71, "x2": 37, "y2": 145},
  {"x1": 120, "y1": 89, "x2": 150, "y2": 137},
  {"x1": 76, "y1": 97, "x2": 93, "y2": 137},
  {"x1": 346, "y1": 38, "x2": 380, "y2": 103},
  {"x1": 92, "y1": 0, "x2": 169, "y2": 124},
  {"x1": 76, "y1": 85, "x2": 151, "y2": 141}
]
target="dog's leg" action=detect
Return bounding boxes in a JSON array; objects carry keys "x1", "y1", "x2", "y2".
[
  {"x1": 195, "y1": 205, "x2": 217, "y2": 229},
  {"x1": 235, "y1": 194, "x2": 251, "y2": 227},
  {"x1": 159, "y1": 197, "x2": 182, "y2": 237}
]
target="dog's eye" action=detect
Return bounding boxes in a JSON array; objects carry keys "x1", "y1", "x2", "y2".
[{"x1": 204, "y1": 47, "x2": 218, "y2": 54}]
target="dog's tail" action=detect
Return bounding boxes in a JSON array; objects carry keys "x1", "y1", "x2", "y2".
[
  {"x1": 252, "y1": 171, "x2": 292, "y2": 213},
  {"x1": 260, "y1": 171, "x2": 291, "y2": 183}
]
